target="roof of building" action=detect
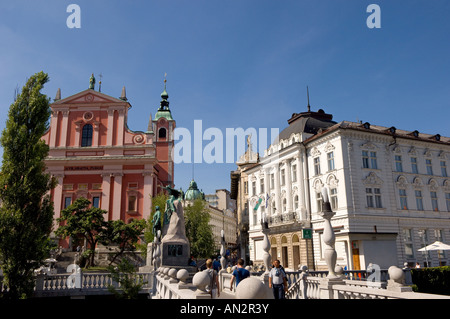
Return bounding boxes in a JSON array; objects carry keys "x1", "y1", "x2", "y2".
[
  {"x1": 154, "y1": 80, "x2": 173, "y2": 121},
  {"x1": 184, "y1": 179, "x2": 205, "y2": 201},
  {"x1": 304, "y1": 120, "x2": 450, "y2": 145},
  {"x1": 278, "y1": 109, "x2": 336, "y2": 141}
]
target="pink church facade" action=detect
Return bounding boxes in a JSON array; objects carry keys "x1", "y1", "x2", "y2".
[{"x1": 42, "y1": 79, "x2": 175, "y2": 249}]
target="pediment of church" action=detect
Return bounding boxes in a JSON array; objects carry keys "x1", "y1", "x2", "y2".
[{"x1": 52, "y1": 89, "x2": 128, "y2": 106}]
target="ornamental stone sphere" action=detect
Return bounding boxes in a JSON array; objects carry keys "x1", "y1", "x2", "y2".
[
  {"x1": 168, "y1": 268, "x2": 177, "y2": 279},
  {"x1": 177, "y1": 269, "x2": 189, "y2": 282},
  {"x1": 192, "y1": 271, "x2": 210, "y2": 291},
  {"x1": 235, "y1": 277, "x2": 273, "y2": 299},
  {"x1": 388, "y1": 266, "x2": 404, "y2": 284}
]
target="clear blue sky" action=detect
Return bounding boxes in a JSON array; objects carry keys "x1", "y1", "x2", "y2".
[{"x1": 0, "y1": 0, "x2": 449, "y2": 194}]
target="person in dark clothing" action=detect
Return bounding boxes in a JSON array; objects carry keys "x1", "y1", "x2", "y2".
[{"x1": 229, "y1": 258, "x2": 250, "y2": 291}]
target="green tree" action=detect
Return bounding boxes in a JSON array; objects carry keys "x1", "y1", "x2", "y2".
[
  {"x1": 56, "y1": 197, "x2": 108, "y2": 268},
  {"x1": 184, "y1": 199, "x2": 215, "y2": 258},
  {"x1": 107, "y1": 258, "x2": 146, "y2": 299},
  {"x1": 0, "y1": 71, "x2": 56, "y2": 299},
  {"x1": 102, "y1": 218, "x2": 147, "y2": 265}
]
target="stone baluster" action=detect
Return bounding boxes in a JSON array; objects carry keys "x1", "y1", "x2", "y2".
[
  {"x1": 320, "y1": 186, "x2": 338, "y2": 279},
  {"x1": 220, "y1": 230, "x2": 226, "y2": 270},
  {"x1": 261, "y1": 226, "x2": 271, "y2": 274}
]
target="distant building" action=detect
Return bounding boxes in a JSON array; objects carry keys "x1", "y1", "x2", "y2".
[
  {"x1": 235, "y1": 104, "x2": 450, "y2": 270},
  {"x1": 42, "y1": 76, "x2": 175, "y2": 249},
  {"x1": 183, "y1": 181, "x2": 237, "y2": 251}
]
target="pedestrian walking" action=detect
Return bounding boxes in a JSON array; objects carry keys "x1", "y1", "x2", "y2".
[
  {"x1": 268, "y1": 260, "x2": 288, "y2": 299},
  {"x1": 229, "y1": 258, "x2": 250, "y2": 291},
  {"x1": 205, "y1": 259, "x2": 220, "y2": 298}
]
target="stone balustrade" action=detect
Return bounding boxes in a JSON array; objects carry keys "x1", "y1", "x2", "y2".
[{"x1": 2, "y1": 263, "x2": 449, "y2": 299}]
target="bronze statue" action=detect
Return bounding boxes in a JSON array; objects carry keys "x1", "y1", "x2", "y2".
[
  {"x1": 89, "y1": 73, "x2": 95, "y2": 89},
  {"x1": 163, "y1": 186, "x2": 181, "y2": 225},
  {"x1": 152, "y1": 205, "x2": 162, "y2": 238}
]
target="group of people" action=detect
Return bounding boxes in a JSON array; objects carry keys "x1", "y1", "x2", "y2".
[{"x1": 202, "y1": 257, "x2": 289, "y2": 299}]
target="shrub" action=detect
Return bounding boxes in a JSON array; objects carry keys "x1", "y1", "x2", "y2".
[{"x1": 411, "y1": 266, "x2": 450, "y2": 295}]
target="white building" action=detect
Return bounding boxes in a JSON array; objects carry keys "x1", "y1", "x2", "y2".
[{"x1": 242, "y1": 107, "x2": 450, "y2": 271}]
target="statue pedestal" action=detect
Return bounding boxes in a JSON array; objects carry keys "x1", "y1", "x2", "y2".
[
  {"x1": 160, "y1": 200, "x2": 191, "y2": 268},
  {"x1": 161, "y1": 241, "x2": 190, "y2": 267},
  {"x1": 319, "y1": 277, "x2": 344, "y2": 299}
]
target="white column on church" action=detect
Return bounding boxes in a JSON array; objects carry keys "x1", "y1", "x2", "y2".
[
  {"x1": 142, "y1": 171, "x2": 154, "y2": 220},
  {"x1": 101, "y1": 173, "x2": 111, "y2": 216},
  {"x1": 92, "y1": 121, "x2": 99, "y2": 147},
  {"x1": 106, "y1": 109, "x2": 114, "y2": 146},
  {"x1": 117, "y1": 108, "x2": 125, "y2": 146},
  {"x1": 52, "y1": 174, "x2": 64, "y2": 224},
  {"x1": 60, "y1": 110, "x2": 69, "y2": 147},
  {"x1": 112, "y1": 173, "x2": 123, "y2": 221},
  {"x1": 49, "y1": 111, "x2": 59, "y2": 147}
]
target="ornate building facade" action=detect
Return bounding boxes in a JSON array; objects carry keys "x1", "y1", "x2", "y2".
[
  {"x1": 43, "y1": 76, "x2": 175, "y2": 249},
  {"x1": 237, "y1": 105, "x2": 450, "y2": 271}
]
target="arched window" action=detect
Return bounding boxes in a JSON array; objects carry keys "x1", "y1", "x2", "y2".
[
  {"x1": 158, "y1": 127, "x2": 167, "y2": 139},
  {"x1": 81, "y1": 124, "x2": 93, "y2": 147}
]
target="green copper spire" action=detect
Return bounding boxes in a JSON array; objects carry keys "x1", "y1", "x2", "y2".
[{"x1": 154, "y1": 74, "x2": 173, "y2": 121}]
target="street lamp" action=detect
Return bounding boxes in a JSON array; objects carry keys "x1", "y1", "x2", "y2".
[{"x1": 418, "y1": 229, "x2": 429, "y2": 267}]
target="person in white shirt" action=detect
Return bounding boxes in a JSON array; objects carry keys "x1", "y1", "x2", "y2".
[{"x1": 268, "y1": 260, "x2": 288, "y2": 299}]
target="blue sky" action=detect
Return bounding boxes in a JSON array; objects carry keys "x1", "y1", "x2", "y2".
[{"x1": 0, "y1": 0, "x2": 449, "y2": 195}]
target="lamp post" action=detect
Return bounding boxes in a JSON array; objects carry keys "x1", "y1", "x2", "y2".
[{"x1": 418, "y1": 229, "x2": 429, "y2": 267}]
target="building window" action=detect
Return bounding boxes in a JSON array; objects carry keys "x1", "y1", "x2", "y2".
[
  {"x1": 362, "y1": 151, "x2": 377, "y2": 169},
  {"x1": 441, "y1": 161, "x2": 448, "y2": 177},
  {"x1": 282, "y1": 198, "x2": 287, "y2": 213},
  {"x1": 314, "y1": 157, "x2": 321, "y2": 176},
  {"x1": 366, "y1": 188, "x2": 382, "y2": 208},
  {"x1": 270, "y1": 174, "x2": 274, "y2": 189},
  {"x1": 252, "y1": 181, "x2": 256, "y2": 196},
  {"x1": 128, "y1": 195, "x2": 137, "y2": 212},
  {"x1": 81, "y1": 124, "x2": 93, "y2": 147},
  {"x1": 399, "y1": 189, "x2": 408, "y2": 210},
  {"x1": 330, "y1": 188, "x2": 338, "y2": 210},
  {"x1": 370, "y1": 152, "x2": 378, "y2": 169},
  {"x1": 446, "y1": 193, "x2": 450, "y2": 212},
  {"x1": 431, "y1": 191, "x2": 439, "y2": 211},
  {"x1": 280, "y1": 169, "x2": 285, "y2": 186},
  {"x1": 260, "y1": 178, "x2": 264, "y2": 194},
  {"x1": 395, "y1": 155, "x2": 403, "y2": 172},
  {"x1": 64, "y1": 196, "x2": 72, "y2": 208},
  {"x1": 411, "y1": 157, "x2": 418, "y2": 174},
  {"x1": 158, "y1": 127, "x2": 167, "y2": 139},
  {"x1": 294, "y1": 195, "x2": 299, "y2": 210},
  {"x1": 316, "y1": 192, "x2": 322, "y2": 212},
  {"x1": 292, "y1": 164, "x2": 297, "y2": 183},
  {"x1": 415, "y1": 190, "x2": 424, "y2": 211},
  {"x1": 327, "y1": 152, "x2": 335, "y2": 171},
  {"x1": 426, "y1": 159, "x2": 433, "y2": 175},
  {"x1": 92, "y1": 196, "x2": 100, "y2": 208},
  {"x1": 403, "y1": 229, "x2": 414, "y2": 258}
]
